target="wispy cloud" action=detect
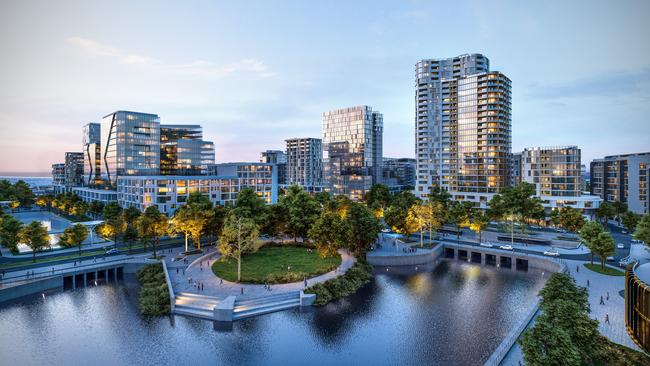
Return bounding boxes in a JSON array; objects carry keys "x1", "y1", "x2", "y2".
[{"x1": 66, "y1": 36, "x2": 275, "y2": 79}]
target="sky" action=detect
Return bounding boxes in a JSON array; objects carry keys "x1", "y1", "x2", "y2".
[{"x1": 0, "y1": 0, "x2": 649, "y2": 174}]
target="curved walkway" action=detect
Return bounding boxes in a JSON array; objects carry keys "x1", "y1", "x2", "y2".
[{"x1": 167, "y1": 248, "x2": 355, "y2": 300}]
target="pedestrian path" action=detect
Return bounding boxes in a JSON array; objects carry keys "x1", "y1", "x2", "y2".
[{"x1": 167, "y1": 249, "x2": 355, "y2": 300}]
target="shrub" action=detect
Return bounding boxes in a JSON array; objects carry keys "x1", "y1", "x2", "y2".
[
  {"x1": 136, "y1": 263, "x2": 170, "y2": 316},
  {"x1": 305, "y1": 260, "x2": 373, "y2": 306}
]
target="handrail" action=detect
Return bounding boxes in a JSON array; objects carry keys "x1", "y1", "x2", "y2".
[{"x1": 0, "y1": 256, "x2": 147, "y2": 286}]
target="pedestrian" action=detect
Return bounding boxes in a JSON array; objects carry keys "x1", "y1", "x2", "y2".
[
  {"x1": 605, "y1": 314, "x2": 610, "y2": 324},
  {"x1": 304, "y1": 278, "x2": 308, "y2": 287},
  {"x1": 220, "y1": 279, "x2": 223, "y2": 285},
  {"x1": 600, "y1": 296, "x2": 605, "y2": 305},
  {"x1": 241, "y1": 287, "x2": 244, "y2": 295},
  {"x1": 607, "y1": 292, "x2": 610, "y2": 301},
  {"x1": 587, "y1": 279, "x2": 590, "y2": 287},
  {"x1": 176, "y1": 268, "x2": 179, "y2": 274},
  {"x1": 576, "y1": 265, "x2": 579, "y2": 272},
  {"x1": 183, "y1": 269, "x2": 185, "y2": 275},
  {"x1": 200, "y1": 267, "x2": 203, "y2": 271},
  {"x1": 201, "y1": 283, "x2": 204, "y2": 291}
]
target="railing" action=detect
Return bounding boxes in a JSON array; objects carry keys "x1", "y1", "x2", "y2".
[
  {"x1": 484, "y1": 300, "x2": 540, "y2": 366},
  {"x1": 0, "y1": 256, "x2": 148, "y2": 286},
  {"x1": 161, "y1": 260, "x2": 175, "y2": 313}
]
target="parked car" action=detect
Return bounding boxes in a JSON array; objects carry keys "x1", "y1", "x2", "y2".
[
  {"x1": 499, "y1": 245, "x2": 513, "y2": 251},
  {"x1": 606, "y1": 256, "x2": 616, "y2": 262},
  {"x1": 381, "y1": 229, "x2": 391, "y2": 233},
  {"x1": 543, "y1": 250, "x2": 560, "y2": 257},
  {"x1": 617, "y1": 243, "x2": 625, "y2": 249},
  {"x1": 479, "y1": 242, "x2": 493, "y2": 248},
  {"x1": 619, "y1": 256, "x2": 635, "y2": 267},
  {"x1": 622, "y1": 230, "x2": 628, "y2": 234},
  {"x1": 105, "y1": 249, "x2": 119, "y2": 255}
]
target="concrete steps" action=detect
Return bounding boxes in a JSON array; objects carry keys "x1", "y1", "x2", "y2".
[
  {"x1": 232, "y1": 291, "x2": 301, "y2": 320},
  {"x1": 173, "y1": 292, "x2": 220, "y2": 320}
]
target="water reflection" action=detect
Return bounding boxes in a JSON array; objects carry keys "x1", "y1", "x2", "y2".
[{"x1": 0, "y1": 260, "x2": 547, "y2": 366}]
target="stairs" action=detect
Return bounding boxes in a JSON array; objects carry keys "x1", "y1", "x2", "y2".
[
  {"x1": 232, "y1": 291, "x2": 301, "y2": 320},
  {"x1": 173, "y1": 292, "x2": 220, "y2": 320}
]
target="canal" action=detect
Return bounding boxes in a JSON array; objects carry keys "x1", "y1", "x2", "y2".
[{"x1": 0, "y1": 259, "x2": 548, "y2": 365}]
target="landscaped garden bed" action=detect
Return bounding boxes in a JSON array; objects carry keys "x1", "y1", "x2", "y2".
[
  {"x1": 136, "y1": 263, "x2": 171, "y2": 316},
  {"x1": 305, "y1": 260, "x2": 373, "y2": 306},
  {"x1": 211, "y1": 245, "x2": 342, "y2": 284}
]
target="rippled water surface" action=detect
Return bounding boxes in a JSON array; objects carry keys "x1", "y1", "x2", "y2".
[{"x1": 0, "y1": 260, "x2": 548, "y2": 366}]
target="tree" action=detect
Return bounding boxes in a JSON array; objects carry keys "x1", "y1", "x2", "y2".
[
  {"x1": 364, "y1": 184, "x2": 391, "y2": 217},
  {"x1": 121, "y1": 207, "x2": 141, "y2": 254},
  {"x1": 279, "y1": 185, "x2": 321, "y2": 242},
  {"x1": 187, "y1": 191, "x2": 213, "y2": 210},
  {"x1": 520, "y1": 318, "x2": 581, "y2": 366},
  {"x1": 0, "y1": 215, "x2": 23, "y2": 253},
  {"x1": 621, "y1": 211, "x2": 642, "y2": 233},
  {"x1": 419, "y1": 201, "x2": 445, "y2": 244},
  {"x1": 19, "y1": 221, "x2": 50, "y2": 262},
  {"x1": 427, "y1": 185, "x2": 451, "y2": 209},
  {"x1": 204, "y1": 204, "x2": 230, "y2": 245},
  {"x1": 233, "y1": 187, "x2": 268, "y2": 227},
  {"x1": 137, "y1": 206, "x2": 168, "y2": 258},
  {"x1": 102, "y1": 202, "x2": 123, "y2": 249},
  {"x1": 309, "y1": 211, "x2": 345, "y2": 257},
  {"x1": 407, "y1": 203, "x2": 428, "y2": 247},
  {"x1": 538, "y1": 273, "x2": 589, "y2": 312},
  {"x1": 262, "y1": 203, "x2": 288, "y2": 239},
  {"x1": 384, "y1": 191, "x2": 420, "y2": 236},
  {"x1": 580, "y1": 221, "x2": 604, "y2": 265},
  {"x1": 591, "y1": 231, "x2": 616, "y2": 270},
  {"x1": 219, "y1": 213, "x2": 261, "y2": 282},
  {"x1": 612, "y1": 201, "x2": 628, "y2": 222},
  {"x1": 541, "y1": 299, "x2": 601, "y2": 360},
  {"x1": 60, "y1": 223, "x2": 89, "y2": 256},
  {"x1": 489, "y1": 182, "x2": 543, "y2": 237},
  {"x1": 634, "y1": 214, "x2": 650, "y2": 245},
  {"x1": 35, "y1": 195, "x2": 53, "y2": 211},
  {"x1": 469, "y1": 209, "x2": 490, "y2": 243},
  {"x1": 595, "y1": 202, "x2": 615, "y2": 227},
  {"x1": 549, "y1": 208, "x2": 560, "y2": 228},
  {"x1": 557, "y1": 207, "x2": 586, "y2": 233},
  {"x1": 170, "y1": 205, "x2": 203, "y2": 253},
  {"x1": 345, "y1": 202, "x2": 382, "y2": 255},
  {"x1": 447, "y1": 201, "x2": 472, "y2": 242},
  {"x1": 88, "y1": 201, "x2": 105, "y2": 217},
  {"x1": 71, "y1": 201, "x2": 89, "y2": 218}
]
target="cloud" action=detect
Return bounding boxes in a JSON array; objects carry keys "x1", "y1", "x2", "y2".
[
  {"x1": 66, "y1": 36, "x2": 274, "y2": 79},
  {"x1": 527, "y1": 68, "x2": 650, "y2": 99}
]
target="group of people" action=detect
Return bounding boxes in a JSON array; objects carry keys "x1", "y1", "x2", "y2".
[{"x1": 263, "y1": 283, "x2": 273, "y2": 291}]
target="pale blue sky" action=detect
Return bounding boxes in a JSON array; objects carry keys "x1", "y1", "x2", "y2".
[{"x1": 0, "y1": 0, "x2": 648, "y2": 173}]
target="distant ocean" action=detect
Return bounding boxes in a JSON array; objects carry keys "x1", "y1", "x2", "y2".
[{"x1": 0, "y1": 176, "x2": 53, "y2": 187}]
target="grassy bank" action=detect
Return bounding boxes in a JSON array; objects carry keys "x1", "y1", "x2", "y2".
[
  {"x1": 584, "y1": 263, "x2": 625, "y2": 276},
  {"x1": 305, "y1": 260, "x2": 373, "y2": 306},
  {"x1": 136, "y1": 263, "x2": 170, "y2": 316},
  {"x1": 211, "y1": 245, "x2": 341, "y2": 284}
]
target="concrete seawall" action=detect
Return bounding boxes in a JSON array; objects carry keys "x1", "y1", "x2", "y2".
[
  {"x1": 0, "y1": 276, "x2": 64, "y2": 303},
  {"x1": 366, "y1": 244, "x2": 443, "y2": 266}
]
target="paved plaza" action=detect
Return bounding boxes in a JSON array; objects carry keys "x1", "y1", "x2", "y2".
[{"x1": 166, "y1": 247, "x2": 355, "y2": 300}]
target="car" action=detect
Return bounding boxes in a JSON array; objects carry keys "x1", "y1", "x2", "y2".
[
  {"x1": 619, "y1": 256, "x2": 635, "y2": 267},
  {"x1": 622, "y1": 230, "x2": 628, "y2": 234},
  {"x1": 105, "y1": 249, "x2": 119, "y2": 255},
  {"x1": 381, "y1": 229, "x2": 391, "y2": 233},
  {"x1": 499, "y1": 245, "x2": 513, "y2": 251},
  {"x1": 606, "y1": 256, "x2": 615, "y2": 262},
  {"x1": 543, "y1": 250, "x2": 560, "y2": 257},
  {"x1": 479, "y1": 242, "x2": 493, "y2": 248},
  {"x1": 617, "y1": 243, "x2": 625, "y2": 249}
]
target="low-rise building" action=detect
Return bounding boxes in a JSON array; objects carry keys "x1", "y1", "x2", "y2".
[
  {"x1": 382, "y1": 157, "x2": 416, "y2": 193},
  {"x1": 590, "y1": 152, "x2": 650, "y2": 214},
  {"x1": 72, "y1": 187, "x2": 118, "y2": 204},
  {"x1": 521, "y1": 146, "x2": 601, "y2": 217},
  {"x1": 208, "y1": 162, "x2": 278, "y2": 205}
]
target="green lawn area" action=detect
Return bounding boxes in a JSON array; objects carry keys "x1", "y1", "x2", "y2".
[
  {"x1": 212, "y1": 245, "x2": 342, "y2": 284},
  {"x1": 584, "y1": 263, "x2": 625, "y2": 276}
]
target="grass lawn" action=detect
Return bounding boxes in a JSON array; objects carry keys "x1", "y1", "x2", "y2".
[
  {"x1": 584, "y1": 263, "x2": 625, "y2": 276},
  {"x1": 212, "y1": 245, "x2": 342, "y2": 284}
]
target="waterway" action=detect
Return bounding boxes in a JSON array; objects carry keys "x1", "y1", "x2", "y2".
[{"x1": 0, "y1": 260, "x2": 548, "y2": 366}]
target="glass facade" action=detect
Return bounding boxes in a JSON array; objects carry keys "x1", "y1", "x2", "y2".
[
  {"x1": 159, "y1": 124, "x2": 215, "y2": 175},
  {"x1": 101, "y1": 111, "x2": 161, "y2": 185},
  {"x1": 522, "y1": 146, "x2": 582, "y2": 197},
  {"x1": 323, "y1": 106, "x2": 383, "y2": 201},
  {"x1": 83, "y1": 123, "x2": 101, "y2": 186},
  {"x1": 626, "y1": 263, "x2": 650, "y2": 352},
  {"x1": 285, "y1": 138, "x2": 323, "y2": 191},
  {"x1": 590, "y1": 152, "x2": 650, "y2": 214}
]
